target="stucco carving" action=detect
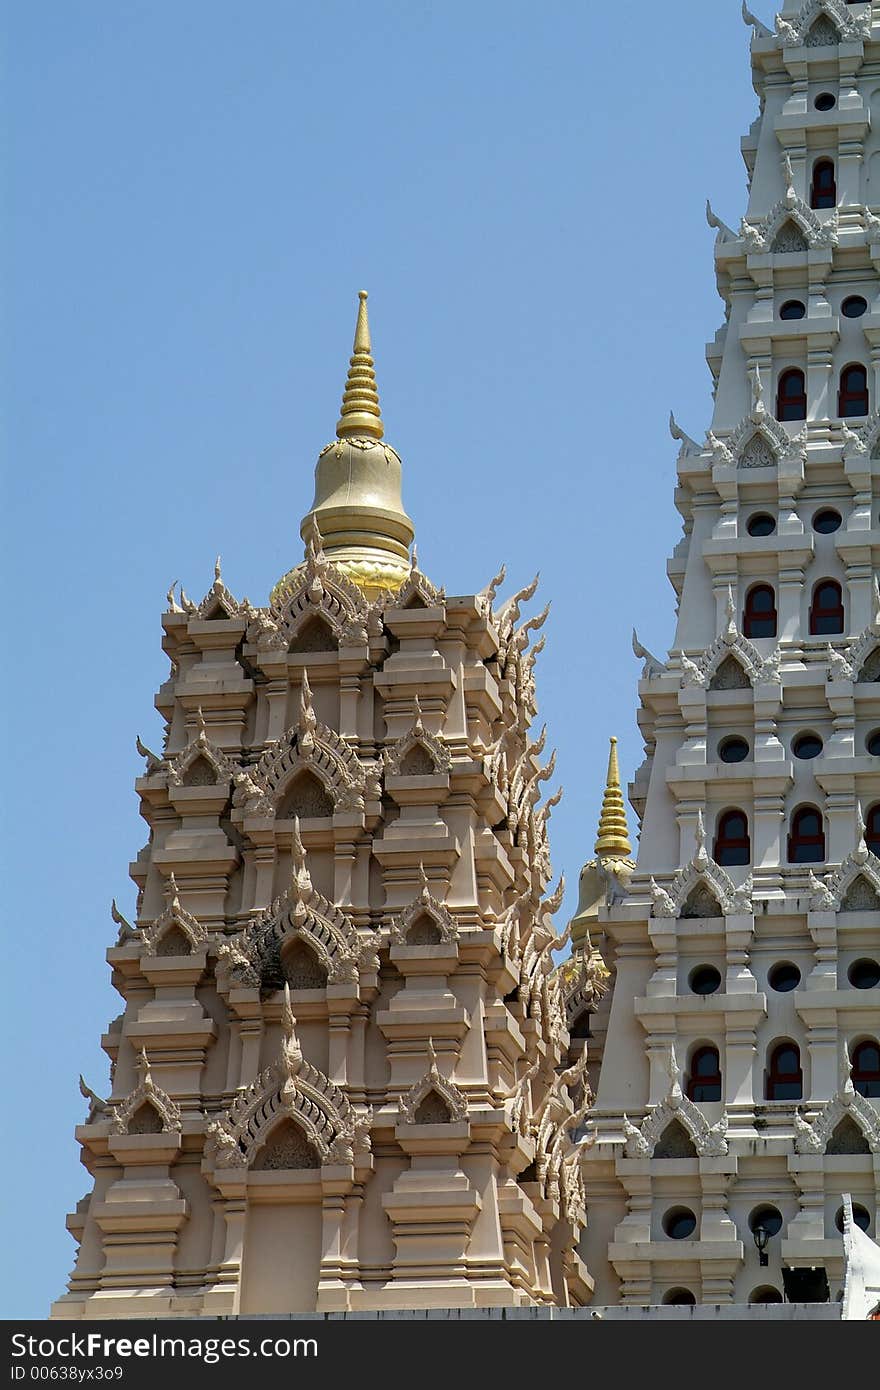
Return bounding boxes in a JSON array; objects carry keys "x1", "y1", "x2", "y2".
[
  {"x1": 383, "y1": 696, "x2": 452, "y2": 777},
  {"x1": 266, "y1": 520, "x2": 373, "y2": 649},
  {"x1": 739, "y1": 191, "x2": 838, "y2": 254},
  {"x1": 681, "y1": 590, "x2": 781, "y2": 690},
  {"x1": 775, "y1": 1, "x2": 871, "y2": 47},
  {"x1": 390, "y1": 546, "x2": 445, "y2": 609},
  {"x1": 197, "y1": 557, "x2": 241, "y2": 620},
  {"x1": 140, "y1": 874, "x2": 209, "y2": 956},
  {"x1": 650, "y1": 812, "x2": 753, "y2": 918},
  {"x1": 623, "y1": 1046, "x2": 728, "y2": 1157},
  {"x1": 809, "y1": 824, "x2": 880, "y2": 911},
  {"x1": 388, "y1": 864, "x2": 459, "y2": 946},
  {"x1": 166, "y1": 708, "x2": 233, "y2": 788},
  {"x1": 109, "y1": 1049, "x2": 182, "y2": 1136},
  {"x1": 794, "y1": 1044, "x2": 880, "y2": 1154},
  {"x1": 398, "y1": 1039, "x2": 468, "y2": 1125}
]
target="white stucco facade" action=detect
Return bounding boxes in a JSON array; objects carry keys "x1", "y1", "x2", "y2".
[{"x1": 576, "y1": 0, "x2": 880, "y2": 1309}]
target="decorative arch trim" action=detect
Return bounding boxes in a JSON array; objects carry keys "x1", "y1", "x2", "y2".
[{"x1": 109, "y1": 1050, "x2": 181, "y2": 1135}]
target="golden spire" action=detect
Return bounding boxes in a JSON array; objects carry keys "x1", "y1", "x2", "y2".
[
  {"x1": 336, "y1": 290, "x2": 383, "y2": 440},
  {"x1": 594, "y1": 737, "x2": 632, "y2": 859}
]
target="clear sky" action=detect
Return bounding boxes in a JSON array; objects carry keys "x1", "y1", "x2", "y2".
[{"x1": 3, "y1": 1, "x2": 757, "y2": 1319}]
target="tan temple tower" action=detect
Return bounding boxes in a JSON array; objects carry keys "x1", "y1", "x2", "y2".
[{"x1": 52, "y1": 293, "x2": 594, "y2": 1318}]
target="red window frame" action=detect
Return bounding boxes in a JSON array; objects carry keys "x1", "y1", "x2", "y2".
[
  {"x1": 686, "y1": 1046, "x2": 722, "y2": 1103},
  {"x1": 776, "y1": 368, "x2": 807, "y2": 422},
  {"x1": 743, "y1": 584, "x2": 778, "y2": 639},
  {"x1": 714, "y1": 810, "x2": 751, "y2": 866},
  {"x1": 838, "y1": 364, "x2": 869, "y2": 418},
  {"x1": 810, "y1": 159, "x2": 836, "y2": 210},
  {"x1": 809, "y1": 580, "x2": 844, "y2": 636},
  {"x1": 766, "y1": 1042, "x2": 803, "y2": 1100}
]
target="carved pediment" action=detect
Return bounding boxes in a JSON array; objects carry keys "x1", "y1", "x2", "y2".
[
  {"x1": 681, "y1": 606, "x2": 779, "y2": 692},
  {"x1": 383, "y1": 698, "x2": 452, "y2": 777},
  {"x1": 388, "y1": 866, "x2": 459, "y2": 947},
  {"x1": 739, "y1": 196, "x2": 838, "y2": 254},
  {"x1": 389, "y1": 548, "x2": 445, "y2": 609},
  {"x1": 623, "y1": 1047, "x2": 728, "y2": 1157},
  {"x1": 842, "y1": 408, "x2": 880, "y2": 462},
  {"x1": 234, "y1": 676, "x2": 379, "y2": 817},
  {"x1": 265, "y1": 520, "x2": 373, "y2": 650},
  {"x1": 810, "y1": 838, "x2": 880, "y2": 912},
  {"x1": 109, "y1": 1050, "x2": 181, "y2": 1136},
  {"x1": 204, "y1": 988, "x2": 371, "y2": 1169},
  {"x1": 140, "y1": 875, "x2": 209, "y2": 956},
  {"x1": 398, "y1": 1040, "x2": 468, "y2": 1125},
  {"x1": 708, "y1": 380, "x2": 808, "y2": 470},
  {"x1": 650, "y1": 812, "x2": 753, "y2": 918},
  {"x1": 166, "y1": 709, "x2": 233, "y2": 788},
  {"x1": 794, "y1": 1090, "x2": 880, "y2": 1155},
  {"x1": 197, "y1": 558, "x2": 241, "y2": 620},
  {"x1": 776, "y1": 1, "x2": 871, "y2": 48}
]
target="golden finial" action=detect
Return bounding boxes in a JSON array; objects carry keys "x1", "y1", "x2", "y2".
[
  {"x1": 594, "y1": 737, "x2": 632, "y2": 859},
  {"x1": 336, "y1": 290, "x2": 383, "y2": 441}
]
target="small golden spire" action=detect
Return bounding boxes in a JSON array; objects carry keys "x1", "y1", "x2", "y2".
[
  {"x1": 594, "y1": 737, "x2": 632, "y2": 859},
  {"x1": 336, "y1": 290, "x2": 383, "y2": 441}
]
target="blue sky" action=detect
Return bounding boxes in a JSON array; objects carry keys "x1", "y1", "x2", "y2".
[{"x1": 3, "y1": 2, "x2": 756, "y2": 1318}]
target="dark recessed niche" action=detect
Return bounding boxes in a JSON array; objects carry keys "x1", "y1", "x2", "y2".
[
  {"x1": 848, "y1": 958, "x2": 880, "y2": 989},
  {"x1": 814, "y1": 93, "x2": 836, "y2": 112},
  {"x1": 749, "y1": 1205, "x2": 783, "y2": 1238},
  {"x1": 768, "y1": 961, "x2": 801, "y2": 993},
  {"x1": 836, "y1": 1204, "x2": 870, "y2": 1234},
  {"x1": 663, "y1": 1208, "x2": 697, "y2": 1241},
  {"x1": 793, "y1": 732, "x2": 823, "y2": 760},
  {"x1": 719, "y1": 737, "x2": 750, "y2": 764},
  {"x1": 841, "y1": 295, "x2": 868, "y2": 319},
  {"x1": 747, "y1": 512, "x2": 776, "y2": 537},
  {"x1": 689, "y1": 965, "x2": 722, "y2": 996},
  {"x1": 866, "y1": 730, "x2": 880, "y2": 757},
  {"x1": 780, "y1": 299, "x2": 806, "y2": 320},
  {"x1": 812, "y1": 508, "x2": 842, "y2": 534}
]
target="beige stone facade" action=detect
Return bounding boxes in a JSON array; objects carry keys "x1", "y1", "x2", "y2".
[{"x1": 52, "y1": 295, "x2": 594, "y2": 1318}]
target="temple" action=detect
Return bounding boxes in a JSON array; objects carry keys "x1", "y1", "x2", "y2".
[
  {"x1": 52, "y1": 292, "x2": 593, "y2": 1317},
  {"x1": 573, "y1": 0, "x2": 880, "y2": 1308}
]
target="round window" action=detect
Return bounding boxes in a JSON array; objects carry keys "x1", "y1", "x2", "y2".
[
  {"x1": 768, "y1": 962, "x2": 801, "y2": 993},
  {"x1": 866, "y1": 730, "x2": 880, "y2": 757},
  {"x1": 841, "y1": 296, "x2": 868, "y2": 319},
  {"x1": 779, "y1": 300, "x2": 806, "y2": 321},
  {"x1": 663, "y1": 1288, "x2": 696, "y2": 1305},
  {"x1": 848, "y1": 958, "x2": 880, "y2": 989},
  {"x1": 747, "y1": 513, "x2": 776, "y2": 537},
  {"x1": 749, "y1": 1205, "x2": 783, "y2": 1238},
  {"x1": 663, "y1": 1207, "x2": 697, "y2": 1241},
  {"x1": 814, "y1": 93, "x2": 836, "y2": 112},
  {"x1": 750, "y1": 1286, "x2": 783, "y2": 1304},
  {"x1": 719, "y1": 737, "x2": 750, "y2": 764},
  {"x1": 793, "y1": 733, "x2": 823, "y2": 760},
  {"x1": 689, "y1": 965, "x2": 722, "y2": 996},
  {"x1": 812, "y1": 508, "x2": 842, "y2": 534},
  {"x1": 836, "y1": 1204, "x2": 870, "y2": 1234}
]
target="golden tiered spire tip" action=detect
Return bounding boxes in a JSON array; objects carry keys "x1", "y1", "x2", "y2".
[
  {"x1": 594, "y1": 736, "x2": 632, "y2": 859},
  {"x1": 336, "y1": 289, "x2": 384, "y2": 441}
]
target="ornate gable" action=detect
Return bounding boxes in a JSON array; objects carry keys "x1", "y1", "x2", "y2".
[
  {"x1": 398, "y1": 1040, "x2": 468, "y2": 1124},
  {"x1": 109, "y1": 1050, "x2": 182, "y2": 1135},
  {"x1": 389, "y1": 547, "x2": 445, "y2": 609},
  {"x1": 809, "y1": 819, "x2": 880, "y2": 911},
  {"x1": 166, "y1": 708, "x2": 234, "y2": 788},
  {"x1": 388, "y1": 866, "x2": 459, "y2": 946},
  {"x1": 842, "y1": 408, "x2": 880, "y2": 463},
  {"x1": 197, "y1": 557, "x2": 241, "y2": 620},
  {"x1": 140, "y1": 874, "x2": 209, "y2": 956},
  {"x1": 794, "y1": 1044, "x2": 880, "y2": 1154},
  {"x1": 680, "y1": 590, "x2": 781, "y2": 690},
  {"x1": 622, "y1": 1047, "x2": 728, "y2": 1157},
  {"x1": 242, "y1": 821, "x2": 379, "y2": 986},
  {"x1": 383, "y1": 698, "x2": 452, "y2": 777},
  {"x1": 650, "y1": 812, "x2": 753, "y2": 919},
  {"x1": 776, "y1": 1, "x2": 871, "y2": 48},
  {"x1": 266, "y1": 520, "x2": 374, "y2": 649},
  {"x1": 739, "y1": 162, "x2": 838, "y2": 253},
  {"x1": 707, "y1": 369, "x2": 808, "y2": 469},
  {"x1": 233, "y1": 672, "x2": 379, "y2": 816},
  {"x1": 204, "y1": 987, "x2": 371, "y2": 1168}
]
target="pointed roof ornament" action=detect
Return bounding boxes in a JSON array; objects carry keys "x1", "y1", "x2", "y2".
[
  {"x1": 290, "y1": 815, "x2": 313, "y2": 901},
  {"x1": 214, "y1": 555, "x2": 222, "y2": 584},
  {"x1": 841, "y1": 1036, "x2": 854, "y2": 1096},
  {"x1": 417, "y1": 861, "x2": 431, "y2": 902},
  {"x1": 195, "y1": 706, "x2": 208, "y2": 743},
  {"x1": 666, "y1": 1043, "x2": 682, "y2": 1102},
  {"x1": 167, "y1": 872, "x2": 181, "y2": 909},
  {"x1": 694, "y1": 808, "x2": 709, "y2": 869},
  {"x1": 336, "y1": 290, "x2": 383, "y2": 441},
  {"x1": 782, "y1": 151, "x2": 796, "y2": 204},
  {"x1": 594, "y1": 737, "x2": 633, "y2": 860},
  {"x1": 725, "y1": 585, "x2": 738, "y2": 636},
  {"x1": 298, "y1": 670, "x2": 317, "y2": 757},
  {"x1": 280, "y1": 982, "x2": 303, "y2": 1074},
  {"x1": 873, "y1": 573, "x2": 880, "y2": 625},
  {"x1": 856, "y1": 801, "x2": 869, "y2": 863},
  {"x1": 750, "y1": 364, "x2": 765, "y2": 417},
  {"x1": 136, "y1": 1046, "x2": 152, "y2": 1087}
]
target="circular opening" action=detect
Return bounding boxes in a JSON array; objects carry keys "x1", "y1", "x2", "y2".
[
  {"x1": 749, "y1": 1205, "x2": 783, "y2": 1238},
  {"x1": 689, "y1": 964, "x2": 722, "y2": 996},
  {"x1": 747, "y1": 512, "x2": 776, "y2": 537},
  {"x1": 793, "y1": 732, "x2": 823, "y2": 760},
  {"x1": 841, "y1": 296, "x2": 868, "y2": 319},
  {"x1": 768, "y1": 961, "x2": 802, "y2": 993},
  {"x1": 848, "y1": 958, "x2": 880, "y2": 989},
  {"x1": 779, "y1": 299, "x2": 806, "y2": 321},
  {"x1": 812, "y1": 508, "x2": 842, "y2": 534},
  {"x1": 719, "y1": 736, "x2": 750, "y2": 764},
  {"x1": 750, "y1": 1286, "x2": 783, "y2": 1304},
  {"x1": 866, "y1": 730, "x2": 880, "y2": 757},
  {"x1": 836, "y1": 1204, "x2": 870, "y2": 1234},
  {"x1": 663, "y1": 1288, "x2": 696, "y2": 1306},
  {"x1": 663, "y1": 1207, "x2": 697, "y2": 1241},
  {"x1": 814, "y1": 92, "x2": 836, "y2": 112}
]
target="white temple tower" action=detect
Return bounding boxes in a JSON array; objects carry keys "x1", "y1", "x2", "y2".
[
  {"x1": 52, "y1": 293, "x2": 591, "y2": 1318},
  {"x1": 576, "y1": 0, "x2": 880, "y2": 1308}
]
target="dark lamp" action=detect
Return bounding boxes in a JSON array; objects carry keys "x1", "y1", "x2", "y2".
[{"x1": 753, "y1": 1223, "x2": 770, "y2": 1267}]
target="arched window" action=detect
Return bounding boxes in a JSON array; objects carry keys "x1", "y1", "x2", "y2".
[
  {"x1": 809, "y1": 579, "x2": 844, "y2": 635},
  {"x1": 810, "y1": 159, "x2": 836, "y2": 210},
  {"x1": 838, "y1": 364, "x2": 869, "y2": 418},
  {"x1": 714, "y1": 809, "x2": 751, "y2": 866},
  {"x1": 788, "y1": 805, "x2": 826, "y2": 864},
  {"x1": 851, "y1": 1041, "x2": 880, "y2": 1099},
  {"x1": 766, "y1": 1041, "x2": 803, "y2": 1100},
  {"x1": 743, "y1": 584, "x2": 777, "y2": 638},
  {"x1": 776, "y1": 368, "x2": 807, "y2": 421},
  {"x1": 866, "y1": 805, "x2": 880, "y2": 857},
  {"x1": 686, "y1": 1046, "x2": 722, "y2": 1103}
]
